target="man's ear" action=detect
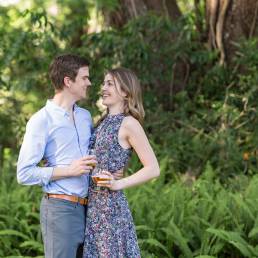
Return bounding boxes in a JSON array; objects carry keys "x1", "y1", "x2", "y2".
[{"x1": 63, "y1": 76, "x2": 70, "y2": 88}]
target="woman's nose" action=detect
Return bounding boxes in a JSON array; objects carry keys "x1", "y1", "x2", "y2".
[{"x1": 102, "y1": 83, "x2": 108, "y2": 90}]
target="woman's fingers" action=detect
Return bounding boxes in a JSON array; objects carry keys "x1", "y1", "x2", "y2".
[
  {"x1": 100, "y1": 170, "x2": 112, "y2": 176},
  {"x1": 113, "y1": 169, "x2": 123, "y2": 179},
  {"x1": 96, "y1": 181, "x2": 111, "y2": 187},
  {"x1": 96, "y1": 173, "x2": 113, "y2": 187}
]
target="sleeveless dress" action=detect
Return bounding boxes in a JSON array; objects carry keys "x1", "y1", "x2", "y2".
[{"x1": 83, "y1": 114, "x2": 141, "y2": 258}]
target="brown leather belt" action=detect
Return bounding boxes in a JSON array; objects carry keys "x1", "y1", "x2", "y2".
[{"x1": 46, "y1": 193, "x2": 88, "y2": 205}]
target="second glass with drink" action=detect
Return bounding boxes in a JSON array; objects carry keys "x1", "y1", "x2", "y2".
[{"x1": 88, "y1": 148, "x2": 110, "y2": 191}]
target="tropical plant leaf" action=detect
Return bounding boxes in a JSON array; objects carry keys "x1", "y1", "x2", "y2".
[
  {"x1": 0, "y1": 229, "x2": 29, "y2": 240},
  {"x1": 138, "y1": 238, "x2": 172, "y2": 258},
  {"x1": 20, "y1": 240, "x2": 43, "y2": 252}
]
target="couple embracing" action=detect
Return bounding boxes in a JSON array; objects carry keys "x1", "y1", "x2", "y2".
[{"x1": 17, "y1": 54, "x2": 160, "y2": 258}]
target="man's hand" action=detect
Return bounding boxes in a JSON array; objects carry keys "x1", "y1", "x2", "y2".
[
  {"x1": 51, "y1": 155, "x2": 97, "y2": 181},
  {"x1": 66, "y1": 155, "x2": 97, "y2": 177}
]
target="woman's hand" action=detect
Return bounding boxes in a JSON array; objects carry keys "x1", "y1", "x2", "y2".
[
  {"x1": 96, "y1": 171, "x2": 121, "y2": 191},
  {"x1": 113, "y1": 169, "x2": 123, "y2": 180}
]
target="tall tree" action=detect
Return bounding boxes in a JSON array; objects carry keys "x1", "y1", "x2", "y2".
[
  {"x1": 101, "y1": 0, "x2": 185, "y2": 110},
  {"x1": 103, "y1": 0, "x2": 181, "y2": 28},
  {"x1": 206, "y1": 0, "x2": 258, "y2": 65}
]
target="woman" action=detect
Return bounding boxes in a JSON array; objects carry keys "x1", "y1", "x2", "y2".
[{"x1": 83, "y1": 67, "x2": 160, "y2": 258}]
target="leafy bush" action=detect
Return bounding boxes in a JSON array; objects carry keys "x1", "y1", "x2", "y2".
[
  {"x1": 127, "y1": 162, "x2": 258, "y2": 258},
  {"x1": 3, "y1": 158, "x2": 258, "y2": 257},
  {"x1": 0, "y1": 151, "x2": 43, "y2": 257}
]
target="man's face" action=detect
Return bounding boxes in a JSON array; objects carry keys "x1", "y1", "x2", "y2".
[{"x1": 68, "y1": 66, "x2": 91, "y2": 101}]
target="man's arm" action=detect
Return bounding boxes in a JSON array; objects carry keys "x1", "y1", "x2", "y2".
[
  {"x1": 51, "y1": 156, "x2": 97, "y2": 181},
  {"x1": 17, "y1": 114, "x2": 97, "y2": 185},
  {"x1": 17, "y1": 114, "x2": 53, "y2": 186}
]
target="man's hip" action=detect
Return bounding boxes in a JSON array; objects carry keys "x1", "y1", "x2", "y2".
[{"x1": 40, "y1": 195, "x2": 87, "y2": 258}]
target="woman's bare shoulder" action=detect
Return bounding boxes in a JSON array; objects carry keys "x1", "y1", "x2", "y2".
[
  {"x1": 122, "y1": 116, "x2": 143, "y2": 133},
  {"x1": 123, "y1": 116, "x2": 141, "y2": 126}
]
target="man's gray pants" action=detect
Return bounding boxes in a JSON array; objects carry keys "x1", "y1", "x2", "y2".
[{"x1": 40, "y1": 195, "x2": 86, "y2": 258}]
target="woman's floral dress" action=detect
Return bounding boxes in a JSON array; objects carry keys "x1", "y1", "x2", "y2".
[{"x1": 83, "y1": 114, "x2": 141, "y2": 258}]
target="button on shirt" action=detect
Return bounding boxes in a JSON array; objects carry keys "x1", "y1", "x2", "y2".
[{"x1": 17, "y1": 100, "x2": 93, "y2": 198}]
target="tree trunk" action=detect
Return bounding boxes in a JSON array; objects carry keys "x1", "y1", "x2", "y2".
[
  {"x1": 102, "y1": 0, "x2": 185, "y2": 110},
  {"x1": 104, "y1": 0, "x2": 181, "y2": 28},
  {"x1": 206, "y1": 0, "x2": 258, "y2": 65}
]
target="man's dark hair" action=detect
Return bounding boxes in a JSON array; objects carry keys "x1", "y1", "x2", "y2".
[{"x1": 49, "y1": 54, "x2": 90, "y2": 90}]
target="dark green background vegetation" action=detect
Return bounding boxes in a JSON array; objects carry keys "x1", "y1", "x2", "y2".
[{"x1": 1, "y1": 0, "x2": 258, "y2": 257}]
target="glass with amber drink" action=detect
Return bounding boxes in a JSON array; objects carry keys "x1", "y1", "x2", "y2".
[
  {"x1": 88, "y1": 148, "x2": 97, "y2": 168},
  {"x1": 91, "y1": 166, "x2": 110, "y2": 191},
  {"x1": 91, "y1": 170, "x2": 110, "y2": 184}
]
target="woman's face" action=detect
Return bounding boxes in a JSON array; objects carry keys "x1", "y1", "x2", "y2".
[{"x1": 101, "y1": 73, "x2": 126, "y2": 108}]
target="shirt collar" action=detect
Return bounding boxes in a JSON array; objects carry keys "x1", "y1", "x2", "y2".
[
  {"x1": 73, "y1": 104, "x2": 79, "y2": 113},
  {"x1": 46, "y1": 100, "x2": 79, "y2": 117}
]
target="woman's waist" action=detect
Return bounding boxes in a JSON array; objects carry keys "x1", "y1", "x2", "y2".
[{"x1": 89, "y1": 182, "x2": 124, "y2": 195}]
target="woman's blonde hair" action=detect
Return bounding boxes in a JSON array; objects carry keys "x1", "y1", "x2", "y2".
[{"x1": 106, "y1": 67, "x2": 145, "y2": 123}]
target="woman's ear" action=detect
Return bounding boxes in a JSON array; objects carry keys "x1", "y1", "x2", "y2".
[{"x1": 121, "y1": 89, "x2": 127, "y2": 98}]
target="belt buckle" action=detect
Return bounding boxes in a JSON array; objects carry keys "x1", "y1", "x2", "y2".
[
  {"x1": 79, "y1": 196, "x2": 87, "y2": 205},
  {"x1": 78, "y1": 196, "x2": 83, "y2": 205}
]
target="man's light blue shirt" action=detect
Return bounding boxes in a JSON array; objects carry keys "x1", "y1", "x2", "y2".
[{"x1": 17, "y1": 100, "x2": 92, "y2": 198}]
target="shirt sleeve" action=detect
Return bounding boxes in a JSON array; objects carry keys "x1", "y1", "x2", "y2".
[{"x1": 17, "y1": 113, "x2": 53, "y2": 186}]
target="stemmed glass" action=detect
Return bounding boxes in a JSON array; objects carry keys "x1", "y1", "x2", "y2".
[
  {"x1": 91, "y1": 167, "x2": 108, "y2": 191},
  {"x1": 88, "y1": 148, "x2": 97, "y2": 168},
  {"x1": 88, "y1": 148, "x2": 109, "y2": 191}
]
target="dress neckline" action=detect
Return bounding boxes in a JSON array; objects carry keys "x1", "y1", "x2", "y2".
[{"x1": 107, "y1": 113, "x2": 125, "y2": 118}]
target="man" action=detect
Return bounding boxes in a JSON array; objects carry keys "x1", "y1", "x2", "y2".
[{"x1": 17, "y1": 54, "x2": 120, "y2": 258}]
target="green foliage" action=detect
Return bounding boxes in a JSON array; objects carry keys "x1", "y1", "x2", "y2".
[
  {"x1": 3, "y1": 159, "x2": 258, "y2": 257},
  {"x1": 1, "y1": 0, "x2": 258, "y2": 180},
  {"x1": 126, "y1": 163, "x2": 258, "y2": 257},
  {"x1": 1, "y1": 0, "x2": 258, "y2": 257},
  {"x1": 0, "y1": 152, "x2": 43, "y2": 257}
]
